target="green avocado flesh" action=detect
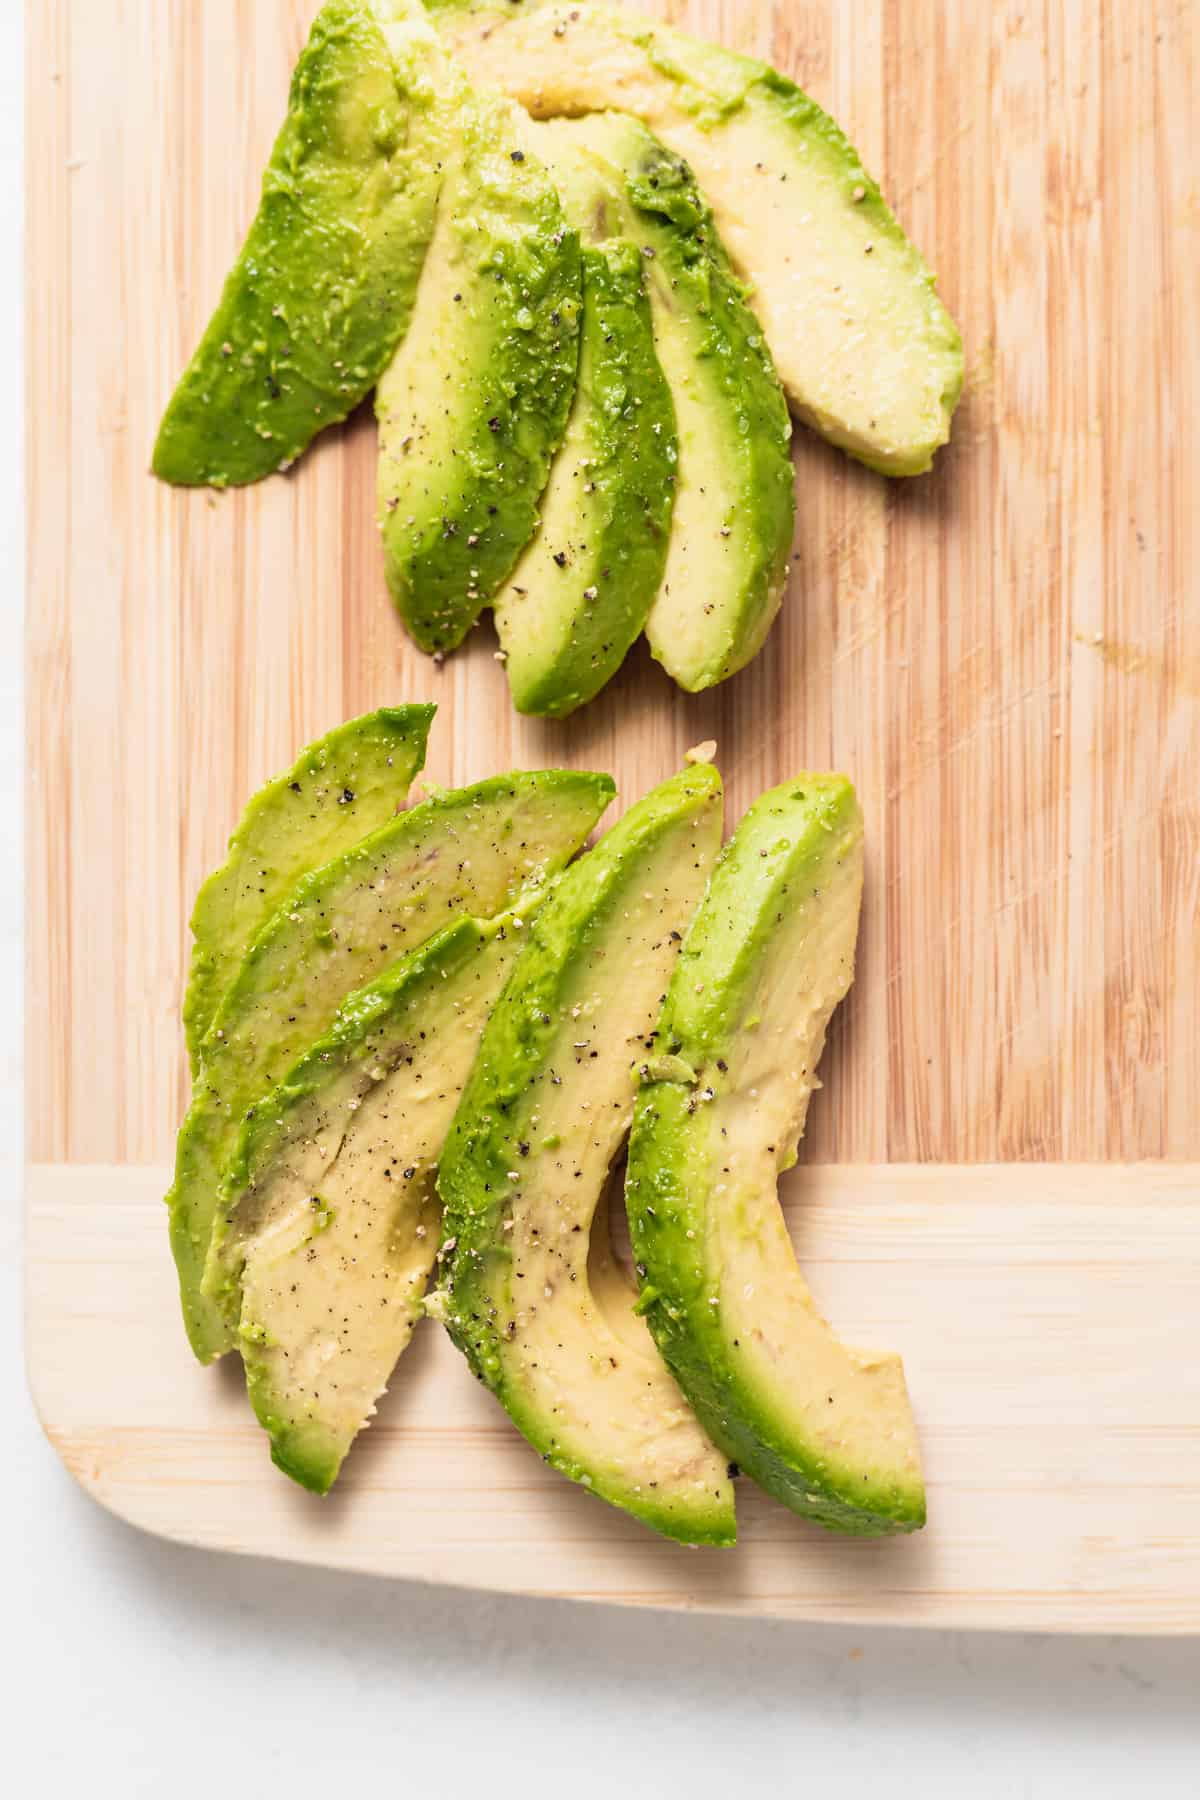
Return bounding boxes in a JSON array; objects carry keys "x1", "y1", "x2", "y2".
[
  {"x1": 435, "y1": 763, "x2": 735, "y2": 1547},
  {"x1": 183, "y1": 704, "x2": 433, "y2": 1073},
  {"x1": 554, "y1": 112, "x2": 795, "y2": 692},
  {"x1": 220, "y1": 910, "x2": 530, "y2": 1493},
  {"x1": 169, "y1": 769, "x2": 613, "y2": 1363},
  {"x1": 375, "y1": 79, "x2": 582, "y2": 654},
  {"x1": 625, "y1": 775, "x2": 925, "y2": 1536},
  {"x1": 492, "y1": 131, "x2": 677, "y2": 717},
  {"x1": 431, "y1": 0, "x2": 963, "y2": 474},
  {"x1": 153, "y1": 0, "x2": 445, "y2": 488}
]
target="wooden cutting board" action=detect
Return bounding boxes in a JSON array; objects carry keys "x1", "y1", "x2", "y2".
[{"x1": 25, "y1": 0, "x2": 1199, "y2": 1630}]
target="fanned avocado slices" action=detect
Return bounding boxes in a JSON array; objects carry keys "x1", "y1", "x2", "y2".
[
  {"x1": 154, "y1": 0, "x2": 447, "y2": 487},
  {"x1": 490, "y1": 128, "x2": 677, "y2": 716},
  {"x1": 430, "y1": 0, "x2": 964, "y2": 474},
  {"x1": 625, "y1": 776, "x2": 925, "y2": 1536},
  {"x1": 169, "y1": 768, "x2": 614, "y2": 1364},
  {"x1": 434, "y1": 763, "x2": 736, "y2": 1547},
  {"x1": 555, "y1": 112, "x2": 795, "y2": 692},
  {"x1": 375, "y1": 78, "x2": 582, "y2": 654},
  {"x1": 184, "y1": 704, "x2": 433, "y2": 1072},
  {"x1": 217, "y1": 908, "x2": 533, "y2": 1494}
]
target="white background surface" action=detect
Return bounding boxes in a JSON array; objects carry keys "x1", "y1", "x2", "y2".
[{"x1": 5, "y1": 8, "x2": 1197, "y2": 1793}]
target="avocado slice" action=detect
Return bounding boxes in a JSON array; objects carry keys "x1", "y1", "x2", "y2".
[
  {"x1": 375, "y1": 79, "x2": 582, "y2": 654},
  {"x1": 184, "y1": 704, "x2": 433, "y2": 1072},
  {"x1": 430, "y1": 1, "x2": 964, "y2": 474},
  {"x1": 169, "y1": 768, "x2": 614, "y2": 1363},
  {"x1": 625, "y1": 776, "x2": 925, "y2": 1536},
  {"x1": 154, "y1": 0, "x2": 446, "y2": 488},
  {"x1": 219, "y1": 908, "x2": 532, "y2": 1493},
  {"x1": 490, "y1": 130, "x2": 676, "y2": 716},
  {"x1": 554, "y1": 112, "x2": 795, "y2": 693},
  {"x1": 434, "y1": 764, "x2": 735, "y2": 1547}
]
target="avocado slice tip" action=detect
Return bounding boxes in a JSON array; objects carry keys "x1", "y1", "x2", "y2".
[
  {"x1": 437, "y1": 762, "x2": 737, "y2": 1548},
  {"x1": 626, "y1": 774, "x2": 926, "y2": 1537}
]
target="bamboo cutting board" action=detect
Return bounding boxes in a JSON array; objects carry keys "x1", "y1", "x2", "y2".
[{"x1": 25, "y1": 0, "x2": 1200, "y2": 1630}]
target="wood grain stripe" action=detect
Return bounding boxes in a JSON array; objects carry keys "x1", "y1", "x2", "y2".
[{"x1": 25, "y1": 7, "x2": 1197, "y2": 1165}]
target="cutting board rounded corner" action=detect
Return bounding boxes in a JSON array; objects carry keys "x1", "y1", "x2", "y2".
[
  {"x1": 24, "y1": 0, "x2": 1199, "y2": 1633},
  {"x1": 24, "y1": 1162, "x2": 1200, "y2": 1631}
]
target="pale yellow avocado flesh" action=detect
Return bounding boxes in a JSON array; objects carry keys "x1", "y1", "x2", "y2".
[
  {"x1": 627, "y1": 777, "x2": 923, "y2": 1533},
  {"x1": 436, "y1": 766, "x2": 735, "y2": 1542},
  {"x1": 490, "y1": 123, "x2": 677, "y2": 714},
  {"x1": 705, "y1": 851, "x2": 922, "y2": 1504},
  {"x1": 553, "y1": 113, "x2": 789, "y2": 688},
  {"x1": 492, "y1": 1021, "x2": 725, "y2": 1528},
  {"x1": 490, "y1": 132, "x2": 623, "y2": 698},
  {"x1": 637, "y1": 249, "x2": 780, "y2": 682},
  {"x1": 235, "y1": 923, "x2": 524, "y2": 1492},
  {"x1": 372, "y1": 38, "x2": 470, "y2": 523},
  {"x1": 437, "y1": 1, "x2": 963, "y2": 473}
]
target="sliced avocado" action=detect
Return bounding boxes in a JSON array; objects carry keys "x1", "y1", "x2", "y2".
[
  {"x1": 375, "y1": 82, "x2": 581, "y2": 654},
  {"x1": 169, "y1": 768, "x2": 613, "y2": 1363},
  {"x1": 491, "y1": 130, "x2": 676, "y2": 716},
  {"x1": 625, "y1": 776, "x2": 925, "y2": 1536},
  {"x1": 431, "y1": 0, "x2": 964, "y2": 474},
  {"x1": 555, "y1": 112, "x2": 795, "y2": 692},
  {"x1": 154, "y1": 0, "x2": 446, "y2": 488},
  {"x1": 434, "y1": 764, "x2": 735, "y2": 1546},
  {"x1": 220, "y1": 908, "x2": 531, "y2": 1493},
  {"x1": 184, "y1": 704, "x2": 433, "y2": 1072}
]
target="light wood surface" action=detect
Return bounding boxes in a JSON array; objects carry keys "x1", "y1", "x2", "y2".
[
  {"x1": 25, "y1": 0, "x2": 1198, "y2": 1627},
  {"x1": 27, "y1": 1162, "x2": 1200, "y2": 1631}
]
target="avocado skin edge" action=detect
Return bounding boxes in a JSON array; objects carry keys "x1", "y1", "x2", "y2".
[
  {"x1": 500, "y1": 236, "x2": 678, "y2": 717},
  {"x1": 169, "y1": 767, "x2": 615, "y2": 1365},
  {"x1": 377, "y1": 94, "x2": 582, "y2": 655},
  {"x1": 601, "y1": 119, "x2": 795, "y2": 691},
  {"x1": 436, "y1": 764, "x2": 736, "y2": 1548},
  {"x1": 750, "y1": 66, "x2": 964, "y2": 476},
  {"x1": 212, "y1": 912, "x2": 494, "y2": 1340},
  {"x1": 220, "y1": 917, "x2": 497, "y2": 1206},
  {"x1": 627, "y1": 1085, "x2": 924, "y2": 1538},
  {"x1": 153, "y1": 0, "x2": 442, "y2": 488},
  {"x1": 427, "y1": 0, "x2": 964, "y2": 477},
  {"x1": 625, "y1": 776, "x2": 926, "y2": 1538},
  {"x1": 183, "y1": 703, "x2": 434, "y2": 1073},
  {"x1": 228, "y1": 912, "x2": 526, "y2": 1494}
]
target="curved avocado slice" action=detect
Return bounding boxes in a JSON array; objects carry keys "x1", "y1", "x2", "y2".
[
  {"x1": 491, "y1": 131, "x2": 676, "y2": 716},
  {"x1": 434, "y1": 764, "x2": 735, "y2": 1547},
  {"x1": 169, "y1": 768, "x2": 614, "y2": 1363},
  {"x1": 556, "y1": 113, "x2": 795, "y2": 692},
  {"x1": 430, "y1": 1, "x2": 964, "y2": 474},
  {"x1": 489, "y1": 131, "x2": 676, "y2": 716},
  {"x1": 625, "y1": 776, "x2": 925, "y2": 1536},
  {"x1": 376, "y1": 82, "x2": 582, "y2": 654},
  {"x1": 184, "y1": 704, "x2": 434, "y2": 1073},
  {"x1": 153, "y1": 1, "x2": 446, "y2": 488},
  {"x1": 219, "y1": 908, "x2": 532, "y2": 1493}
]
